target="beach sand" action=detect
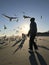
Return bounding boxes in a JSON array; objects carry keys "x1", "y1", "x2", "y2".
[{"x1": 0, "y1": 36, "x2": 49, "y2": 65}]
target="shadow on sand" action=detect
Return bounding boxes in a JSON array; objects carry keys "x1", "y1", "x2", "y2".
[
  {"x1": 29, "y1": 51, "x2": 38, "y2": 65},
  {"x1": 39, "y1": 38, "x2": 49, "y2": 42},
  {"x1": 12, "y1": 39, "x2": 22, "y2": 47},
  {"x1": 0, "y1": 44, "x2": 8, "y2": 49},
  {"x1": 38, "y1": 45, "x2": 49, "y2": 50},
  {"x1": 13, "y1": 38, "x2": 26, "y2": 54},
  {"x1": 35, "y1": 51, "x2": 47, "y2": 65},
  {"x1": 29, "y1": 51, "x2": 47, "y2": 65}
]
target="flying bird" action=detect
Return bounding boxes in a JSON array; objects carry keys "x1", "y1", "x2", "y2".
[
  {"x1": 23, "y1": 15, "x2": 31, "y2": 19},
  {"x1": 16, "y1": 19, "x2": 19, "y2": 22},
  {"x1": 17, "y1": 27, "x2": 22, "y2": 30},
  {"x1": 16, "y1": 30, "x2": 19, "y2": 33},
  {"x1": 4, "y1": 25, "x2": 7, "y2": 29},
  {"x1": 41, "y1": 16, "x2": 42, "y2": 19},
  {"x1": 2, "y1": 14, "x2": 18, "y2": 21}
]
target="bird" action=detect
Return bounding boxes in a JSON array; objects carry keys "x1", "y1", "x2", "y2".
[
  {"x1": 4, "y1": 25, "x2": 7, "y2": 29},
  {"x1": 16, "y1": 19, "x2": 19, "y2": 22},
  {"x1": 23, "y1": 15, "x2": 31, "y2": 19},
  {"x1": 16, "y1": 30, "x2": 19, "y2": 33},
  {"x1": 2, "y1": 14, "x2": 18, "y2": 21},
  {"x1": 17, "y1": 27, "x2": 22, "y2": 30},
  {"x1": 41, "y1": 16, "x2": 42, "y2": 19}
]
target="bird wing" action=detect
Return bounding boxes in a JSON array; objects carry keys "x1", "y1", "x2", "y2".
[
  {"x1": 2, "y1": 14, "x2": 10, "y2": 18},
  {"x1": 11, "y1": 17, "x2": 17, "y2": 19},
  {"x1": 23, "y1": 15, "x2": 31, "y2": 18}
]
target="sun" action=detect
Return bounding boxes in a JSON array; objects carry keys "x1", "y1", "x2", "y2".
[{"x1": 21, "y1": 23, "x2": 30, "y2": 34}]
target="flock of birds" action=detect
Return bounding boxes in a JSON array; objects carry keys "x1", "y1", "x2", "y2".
[
  {"x1": 2, "y1": 13, "x2": 42, "y2": 22},
  {"x1": 0, "y1": 12, "x2": 42, "y2": 36}
]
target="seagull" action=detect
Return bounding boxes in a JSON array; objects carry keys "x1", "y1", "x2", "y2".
[
  {"x1": 41, "y1": 16, "x2": 42, "y2": 19},
  {"x1": 2, "y1": 14, "x2": 18, "y2": 21},
  {"x1": 16, "y1": 19, "x2": 19, "y2": 22},
  {"x1": 4, "y1": 25, "x2": 7, "y2": 29},
  {"x1": 16, "y1": 30, "x2": 19, "y2": 33},
  {"x1": 23, "y1": 15, "x2": 31, "y2": 19}
]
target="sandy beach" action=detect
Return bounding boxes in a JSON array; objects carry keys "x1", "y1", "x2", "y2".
[{"x1": 0, "y1": 36, "x2": 49, "y2": 65}]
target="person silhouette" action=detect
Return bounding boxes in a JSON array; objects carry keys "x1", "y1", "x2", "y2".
[{"x1": 27, "y1": 18, "x2": 38, "y2": 51}]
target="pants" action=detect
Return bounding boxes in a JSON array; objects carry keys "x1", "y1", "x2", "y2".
[{"x1": 29, "y1": 35, "x2": 38, "y2": 50}]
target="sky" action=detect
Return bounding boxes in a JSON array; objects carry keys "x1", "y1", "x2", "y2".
[{"x1": 0, "y1": 0, "x2": 49, "y2": 36}]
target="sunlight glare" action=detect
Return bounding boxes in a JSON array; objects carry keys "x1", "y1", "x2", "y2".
[{"x1": 21, "y1": 23, "x2": 30, "y2": 34}]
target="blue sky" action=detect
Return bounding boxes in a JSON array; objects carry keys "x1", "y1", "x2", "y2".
[{"x1": 0, "y1": 0, "x2": 49, "y2": 36}]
